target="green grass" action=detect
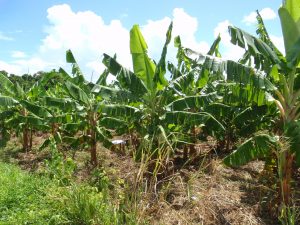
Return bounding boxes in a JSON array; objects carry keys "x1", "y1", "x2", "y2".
[
  {"x1": 0, "y1": 162, "x2": 54, "y2": 224},
  {"x1": 0, "y1": 162, "x2": 139, "y2": 225}
]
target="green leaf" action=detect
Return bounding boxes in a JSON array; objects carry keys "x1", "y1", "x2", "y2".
[
  {"x1": 0, "y1": 96, "x2": 18, "y2": 107},
  {"x1": 92, "y1": 84, "x2": 134, "y2": 101},
  {"x1": 15, "y1": 82, "x2": 25, "y2": 98},
  {"x1": 279, "y1": 7, "x2": 300, "y2": 56},
  {"x1": 256, "y1": 10, "x2": 284, "y2": 58},
  {"x1": 153, "y1": 22, "x2": 173, "y2": 90},
  {"x1": 99, "y1": 117, "x2": 128, "y2": 130},
  {"x1": 283, "y1": 0, "x2": 300, "y2": 23},
  {"x1": 0, "y1": 73, "x2": 15, "y2": 96},
  {"x1": 168, "y1": 93, "x2": 219, "y2": 111},
  {"x1": 64, "y1": 81, "x2": 90, "y2": 105},
  {"x1": 284, "y1": 121, "x2": 300, "y2": 165},
  {"x1": 102, "y1": 54, "x2": 148, "y2": 97},
  {"x1": 96, "y1": 69, "x2": 109, "y2": 86},
  {"x1": 168, "y1": 62, "x2": 182, "y2": 80},
  {"x1": 165, "y1": 111, "x2": 224, "y2": 130},
  {"x1": 45, "y1": 96, "x2": 74, "y2": 110},
  {"x1": 0, "y1": 110, "x2": 15, "y2": 120},
  {"x1": 196, "y1": 69, "x2": 209, "y2": 89},
  {"x1": 223, "y1": 134, "x2": 277, "y2": 167},
  {"x1": 228, "y1": 26, "x2": 281, "y2": 69},
  {"x1": 286, "y1": 37, "x2": 300, "y2": 68},
  {"x1": 48, "y1": 114, "x2": 73, "y2": 124},
  {"x1": 64, "y1": 123, "x2": 85, "y2": 133},
  {"x1": 130, "y1": 24, "x2": 156, "y2": 91},
  {"x1": 169, "y1": 69, "x2": 195, "y2": 95},
  {"x1": 65, "y1": 49, "x2": 85, "y2": 83},
  {"x1": 102, "y1": 104, "x2": 139, "y2": 118},
  {"x1": 270, "y1": 65, "x2": 280, "y2": 82},
  {"x1": 96, "y1": 126, "x2": 112, "y2": 148},
  {"x1": 207, "y1": 34, "x2": 222, "y2": 57},
  {"x1": 66, "y1": 49, "x2": 76, "y2": 63},
  {"x1": 20, "y1": 100, "x2": 51, "y2": 118},
  {"x1": 19, "y1": 115, "x2": 48, "y2": 130}
]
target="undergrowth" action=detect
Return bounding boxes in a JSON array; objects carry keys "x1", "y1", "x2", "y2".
[{"x1": 0, "y1": 161, "x2": 140, "y2": 225}]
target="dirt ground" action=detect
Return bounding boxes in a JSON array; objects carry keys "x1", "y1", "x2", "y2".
[{"x1": 99, "y1": 149, "x2": 281, "y2": 225}]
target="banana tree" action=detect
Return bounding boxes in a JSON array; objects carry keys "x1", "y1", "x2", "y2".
[
  {"x1": 102, "y1": 22, "x2": 224, "y2": 174},
  {"x1": 46, "y1": 50, "x2": 139, "y2": 166},
  {"x1": 102, "y1": 23, "x2": 176, "y2": 163},
  {"x1": 221, "y1": 1, "x2": 300, "y2": 208},
  {"x1": 167, "y1": 34, "x2": 277, "y2": 156},
  {"x1": 0, "y1": 72, "x2": 53, "y2": 151}
]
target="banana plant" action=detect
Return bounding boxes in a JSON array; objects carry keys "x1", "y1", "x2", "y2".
[
  {"x1": 221, "y1": 0, "x2": 300, "y2": 208},
  {"x1": 0, "y1": 72, "x2": 53, "y2": 151},
  {"x1": 166, "y1": 35, "x2": 227, "y2": 157},
  {"x1": 102, "y1": 23, "x2": 175, "y2": 161},
  {"x1": 103, "y1": 23, "x2": 226, "y2": 174},
  {"x1": 167, "y1": 34, "x2": 277, "y2": 157},
  {"x1": 102, "y1": 23, "x2": 222, "y2": 166},
  {"x1": 44, "y1": 50, "x2": 138, "y2": 166}
]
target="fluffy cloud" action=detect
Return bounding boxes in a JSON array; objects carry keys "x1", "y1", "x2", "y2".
[
  {"x1": 242, "y1": 8, "x2": 277, "y2": 26},
  {"x1": 141, "y1": 8, "x2": 209, "y2": 65},
  {"x1": 38, "y1": 4, "x2": 131, "y2": 80},
  {"x1": 0, "y1": 60, "x2": 21, "y2": 74},
  {"x1": 1, "y1": 5, "x2": 211, "y2": 81},
  {"x1": 0, "y1": 4, "x2": 282, "y2": 81}
]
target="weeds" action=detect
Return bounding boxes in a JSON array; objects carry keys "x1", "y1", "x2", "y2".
[{"x1": 0, "y1": 161, "x2": 140, "y2": 225}]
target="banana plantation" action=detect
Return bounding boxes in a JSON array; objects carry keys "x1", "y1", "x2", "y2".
[{"x1": 0, "y1": 1, "x2": 300, "y2": 224}]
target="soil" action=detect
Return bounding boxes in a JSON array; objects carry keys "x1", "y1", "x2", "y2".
[{"x1": 101, "y1": 152, "x2": 279, "y2": 225}]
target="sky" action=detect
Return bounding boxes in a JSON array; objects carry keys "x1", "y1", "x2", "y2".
[{"x1": 0, "y1": 0, "x2": 283, "y2": 82}]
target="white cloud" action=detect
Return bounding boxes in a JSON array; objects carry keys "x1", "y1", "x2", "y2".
[
  {"x1": 0, "y1": 58, "x2": 53, "y2": 75},
  {"x1": 37, "y1": 4, "x2": 131, "y2": 81},
  {"x1": 39, "y1": 6, "x2": 210, "y2": 79},
  {"x1": 243, "y1": 8, "x2": 277, "y2": 26},
  {"x1": 1, "y1": 5, "x2": 210, "y2": 81},
  {"x1": 214, "y1": 20, "x2": 245, "y2": 61},
  {"x1": 172, "y1": 8, "x2": 209, "y2": 53},
  {"x1": 141, "y1": 8, "x2": 209, "y2": 67},
  {"x1": 0, "y1": 61, "x2": 21, "y2": 74},
  {"x1": 11, "y1": 51, "x2": 27, "y2": 58},
  {"x1": 0, "y1": 32, "x2": 13, "y2": 41},
  {"x1": 13, "y1": 57, "x2": 53, "y2": 74},
  {"x1": 2, "y1": 5, "x2": 281, "y2": 80}
]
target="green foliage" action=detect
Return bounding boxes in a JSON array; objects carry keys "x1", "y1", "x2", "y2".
[
  {"x1": 0, "y1": 163, "x2": 59, "y2": 224},
  {"x1": 44, "y1": 139, "x2": 76, "y2": 185},
  {"x1": 223, "y1": 134, "x2": 278, "y2": 167},
  {"x1": 59, "y1": 185, "x2": 134, "y2": 225},
  {"x1": 0, "y1": 162, "x2": 139, "y2": 225}
]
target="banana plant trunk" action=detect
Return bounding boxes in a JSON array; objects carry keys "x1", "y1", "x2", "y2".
[
  {"x1": 22, "y1": 108, "x2": 30, "y2": 152},
  {"x1": 281, "y1": 152, "x2": 294, "y2": 206},
  {"x1": 29, "y1": 128, "x2": 33, "y2": 150},
  {"x1": 88, "y1": 111, "x2": 98, "y2": 166},
  {"x1": 225, "y1": 131, "x2": 232, "y2": 152},
  {"x1": 189, "y1": 126, "x2": 197, "y2": 157}
]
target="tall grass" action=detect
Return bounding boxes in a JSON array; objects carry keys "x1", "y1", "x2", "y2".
[{"x1": 0, "y1": 162, "x2": 140, "y2": 225}]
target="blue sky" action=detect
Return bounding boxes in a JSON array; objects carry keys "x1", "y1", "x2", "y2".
[{"x1": 0, "y1": 0, "x2": 283, "y2": 81}]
